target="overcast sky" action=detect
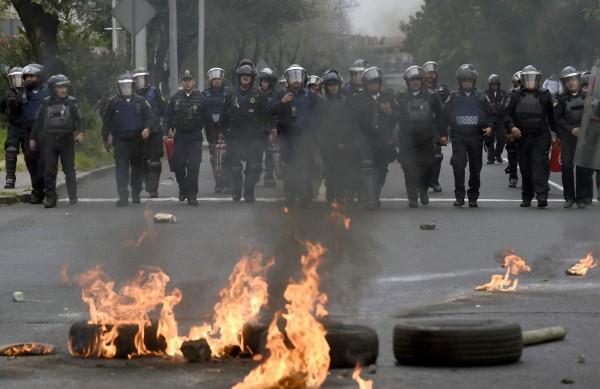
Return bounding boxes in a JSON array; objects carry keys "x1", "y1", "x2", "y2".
[{"x1": 350, "y1": 0, "x2": 424, "y2": 37}]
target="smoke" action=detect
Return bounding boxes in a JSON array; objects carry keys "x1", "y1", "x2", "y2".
[{"x1": 350, "y1": 0, "x2": 424, "y2": 37}]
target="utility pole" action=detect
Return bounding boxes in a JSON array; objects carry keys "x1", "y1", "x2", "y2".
[
  {"x1": 169, "y1": 0, "x2": 179, "y2": 94},
  {"x1": 198, "y1": 0, "x2": 205, "y2": 91}
]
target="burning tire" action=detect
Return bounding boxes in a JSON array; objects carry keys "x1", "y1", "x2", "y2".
[
  {"x1": 69, "y1": 321, "x2": 167, "y2": 358},
  {"x1": 251, "y1": 320, "x2": 379, "y2": 369},
  {"x1": 393, "y1": 318, "x2": 523, "y2": 367}
]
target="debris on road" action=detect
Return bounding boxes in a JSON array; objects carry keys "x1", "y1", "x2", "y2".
[
  {"x1": 12, "y1": 291, "x2": 24, "y2": 302},
  {"x1": 0, "y1": 342, "x2": 54, "y2": 356},
  {"x1": 522, "y1": 326, "x2": 566, "y2": 347},
  {"x1": 181, "y1": 339, "x2": 212, "y2": 363},
  {"x1": 566, "y1": 252, "x2": 597, "y2": 276},
  {"x1": 577, "y1": 354, "x2": 586, "y2": 364},
  {"x1": 561, "y1": 377, "x2": 575, "y2": 384},
  {"x1": 419, "y1": 223, "x2": 436, "y2": 230},
  {"x1": 154, "y1": 213, "x2": 178, "y2": 224}
]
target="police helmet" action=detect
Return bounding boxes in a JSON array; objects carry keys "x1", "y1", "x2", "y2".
[
  {"x1": 520, "y1": 65, "x2": 541, "y2": 90},
  {"x1": 559, "y1": 66, "x2": 581, "y2": 91},
  {"x1": 22, "y1": 64, "x2": 45, "y2": 90},
  {"x1": 259, "y1": 67, "x2": 277, "y2": 88},
  {"x1": 117, "y1": 73, "x2": 135, "y2": 97},
  {"x1": 349, "y1": 59, "x2": 369, "y2": 75},
  {"x1": 7, "y1": 67, "x2": 23, "y2": 89},
  {"x1": 132, "y1": 67, "x2": 150, "y2": 89},
  {"x1": 47, "y1": 74, "x2": 70, "y2": 90},
  {"x1": 284, "y1": 64, "x2": 307, "y2": 85},
  {"x1": 307, "y1": 75, "x2": 323, "y2": 88},
  {"x1": 487, "y1": 74, "x2": 501, "y2": 85},
  {"x1": 581, "y1": 71, "x2": 590, "y2": 90},
  {"x1": 423, "y1": 61, "x2": 438, "y2": 74},
  {"x1": 322, "y1": 69, "x2": 343, "y2": 86},
  {"x1": 207, "y1": 67, "x2": 226, "y2": 82}
]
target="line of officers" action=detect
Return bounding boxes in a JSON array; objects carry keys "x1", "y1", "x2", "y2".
[{"x1": 0, "y1": 59, "x2": 595, "y2": 210}]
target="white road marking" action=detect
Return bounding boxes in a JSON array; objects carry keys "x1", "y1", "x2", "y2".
[
  {"x1": 59, "y1": 197, "x2": 568, "y2": 203},
  {"x1": 376, "y1": 268, "x2": 501, "y2": 283},
  {"x1": 502, "y1": 157, "x2": 564, "y2": 191}
]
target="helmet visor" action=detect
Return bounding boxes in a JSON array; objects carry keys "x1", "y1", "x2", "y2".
[
  {"x1": 561, "y1": 75, "x2": 580, "y2": 92},
  {"x1": 118, "y1": 80, "x2": 134, "y2": 96},
  {"x1": 286, "y1": 69, "x2": 305, "y2": 84},
  {"x1": 363, "y1": 67, "x2": 382, "y2": 82},
  {"x1": 135, "y1": 76, "x2": 147, "y2": 89},
  {"x1": 9, "y1": 74, "x2": 23, "y2": 89},
  {"x1": 208, "y1": 68, "x2": 225, "y2": 81},
  {"x1": 521, "y1": 73, "x2": 540, "y2": 90}
]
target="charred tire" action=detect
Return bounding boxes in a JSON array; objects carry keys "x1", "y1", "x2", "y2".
[
  {"x1": 254, "y1": 321, "x2": 379, "y2": 369},
  {"x1": 393, "y1": 318, "x2": 522, "y2": 367},
  {"x1": 69, "y1": 321, "x2": 166, "y2": 358}
]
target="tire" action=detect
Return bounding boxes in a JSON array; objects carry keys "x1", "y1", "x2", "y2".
[
  {"x1": 254, "y1": 320, "x2": 379, "y2": 369},
  {"x1": 69, "y1": 321, "x2": 166, "y2": 358},
  {"x1": 393, "y1": 318, "x2": 522, "y2": 367}
]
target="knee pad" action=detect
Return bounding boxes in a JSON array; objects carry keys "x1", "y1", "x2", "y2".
[
  {"x1": 149, "y1": 160, "x2": 162, "y2": 172},
  {"x1": 5, "y1": 146, "x2": 18, "y2": 155}
]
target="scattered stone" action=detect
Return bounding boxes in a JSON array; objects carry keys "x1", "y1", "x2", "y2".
[
  {"x1": 12, "y1": 291, "x2": 25, "y2": 302},
  {"x1": 561, "y1": 377, "x2": 575, "y2": 384},
  {"x1": 419, "y1": 223, "x2": 436, "y2": 230},
  {"x1": 154, "y1": 213, "x2": 177, "y2": 224},
  {"x1": 577, "y1": 354, "x2": 586, "y2": 364},
  {"x1": 181, "y1": 339, "x2": 212, "y2": 363},
  {"x1": 366, "y1": 364, "x2": 377, "y2": 374}
]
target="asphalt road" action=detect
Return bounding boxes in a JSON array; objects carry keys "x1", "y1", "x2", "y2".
[{"x1": 1, "y1": 146, "x2": 599, "y2": 389}]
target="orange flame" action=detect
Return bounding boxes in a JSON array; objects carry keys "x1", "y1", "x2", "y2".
[
  {"x1": 60, "y1": 263, "x2": 71, "y2": 285},
  {"x1": 234, "y1": 241, "x2": 330, "y2": 389},
  {"x1": 68, "y1": 266, "x2": 182, "y2": 358},
  {"x1": 124, "y1": 205, "x2": 158, "y2": 247},
  {"x1": 186, "y1": 250, "x2": 275, "y2": 357},
  {"x1": 352, "y1": 364, "x2": 373, "y2": 389},
  {"x1": 476, "y1": 253, "x2": 531, "y2": 292},
  {"x1": 0, "y1": 343, "x2": 54, "y2": 356},
  {"x1": 328, "y1": 202, "x2": 351, "y2": 230},
  {"x1": 283, "y1": 207, "x2": 289, "y2": 214},
  {"x1": 567, "y1": 252, "x2": 597, "y2": 276}
]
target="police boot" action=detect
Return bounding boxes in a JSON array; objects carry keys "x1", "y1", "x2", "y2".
[
  {"x1": 363, "y1": 169, "x2": 380, "y2": 211},
  {"x1": 264, "y1": 172, "x2": 276, "y2": 188},
  {"x1": 44, "y1": 196, "x2": 57, "y2": 209},
  {"x1": 4, "y1": 147, "x2": 17, "y2": 189},
  {"x1": 506, "y1": 151, "x2": 518, "y2": 188},
  {"x1": 30, "y1": 190, "x2": 45, "y2": 205},
  {"x1": 243, "y1": 176, "x2": 256, "y2": 203},
  {"x1": 231, "y1": 167, "x2": 243, "y2": 201}
]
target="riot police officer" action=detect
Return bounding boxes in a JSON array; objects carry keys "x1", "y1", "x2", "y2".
[
  {"x1": 307, "y1": 75, "x2": 323, "y2": 97},
  {"x1": 484, "y1": 74, "x2": 508, "y2": 164},
  {"x1": 504, "y1": 65, "x2": 558, "y2": 208},
  {"x1": 17, "y1": 64, "x2": 50, "y2": 203},
  {"x1": 396, "y1": 66, "x2": 445, "y2": 208},
  {"x1": 554, "y1": 66, "x2": 594, "y2": 209},
  {"x1": 30, "y1": 74, "x2": 85, "y2": 208},
  {"x1": 423, "y1": 61, "x2": 450, "y2": 193},
  {"x1": 342, "y1": 59, "x2": 369, "y2": 97},
  {"x1": 444, "y1": 65, "x2": 496, "y2": 207},
  {"x1": 270, "y1": 64, "x2": 319, "y2": 207},
  {"x1": 162, "y1": 69, "x2": 214, "y2": 206},
  {"x1": 353, "y1": 66, "x2": 398, "y2": 211},
  {"x1": 258, "y1": 67, "x2": 279, "y2": 187},
  {"x1": 219, "y1": 59, "x2": 272, "y2": 202},
  {"x1": 102, "y1": 73, "x2": 152, "y2": 206},
  {"x1": 202, "y1": 67, "x2": 230, "y2": 193},
  {"x1": 504, "y1": 71, "x2": 522, "y2": 188},
  {"x1": 0, "y1": 67, "x2": 23, "y2": 188},
  {"x1": 580, "y1": 70, "x2": 599, "y2": 201},
  {"x1": 316, "y1": 69, "x2": 355, "y2": 205},
  {"x1": 132, "y1": 67, "x2": 165, "y2": 198}
]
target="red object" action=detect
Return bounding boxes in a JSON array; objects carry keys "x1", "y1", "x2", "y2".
[
  {"x1": 272, "y1": 141, "x2": 283, "y2": 179},
  {"x1": 550, "y1": 139, "x2": 562, "y2": 172},
  {"x1": 165, "y1": 138, "x2": 175, "y2": 172},
  {"x1": 213, "y1": 141, "x2": 227, "y2": 178}
]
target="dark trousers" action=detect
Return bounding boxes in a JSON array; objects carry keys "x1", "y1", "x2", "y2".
[
  {"x1": 450, "y1": 136, "x2": 483, "y2": 201},
  {"x1": 517, "y1": 132, "x2": 551, "y2": 201},
  {"x1": 20, "y1": 128, "x2": 45, "y2": 196},
  {"x1": 43, "y1": 133, "x2": 76, "y2": 200},
  {"x1": 321, "y1": 147, "x2": 354, "y2": 203},
  {"x1": 143, "y1": 131, "x2": 163, "y2": 194},
  {"x1": 227, "y1": 137, "x2": 264, "y2": 198},
  {"x1": 4, "y1": 126, "x2": 25, "y2": 182},
  {"x1": 264, "y1": 141, "x2": 275, "y2": 180},
  {"x1": 113, "y1": 134, "x2": 144, "y2": 200},
  {"x1": 358, "y1": 138, "x2": 394, "y2": 207},
  {"x1": 429, "y1": 143, "x2": 443, "y2": 187},
  {"x1": 561, "y1": 133, "x2": 594, "y2": 201},
  {"x1": 505, "y1": 139, "x2": 519, "y2": 179},
  {"x1": 399, "y1": 132, "x2": 435, "y2": 202},
  {"x1": 485, "y1": 124, "x2": 506, "y2": 161},
  {"x1": 280, "y1": 135, "x2": 315, "y2": 205},
  {"x1": 173, "y1": 130, "x2": 203, "y2": 199}
]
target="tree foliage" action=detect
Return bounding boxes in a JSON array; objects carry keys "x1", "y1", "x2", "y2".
[{"x1": 401, "y1": 0, "x2": 600, "y2": 84}]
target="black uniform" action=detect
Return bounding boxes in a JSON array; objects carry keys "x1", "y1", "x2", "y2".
[
  {"x1": 427, "y1": 82, "x2": 450, "y2": 190},
  {"x1": 503, "y1": 88, "x2": 558, "y2": 204},
  {"x1": 316, "y1": 93, "x2": 356, "y2": 204},
  {"x1": 484, "y1": 87, "x2": 508, "y2": 163},
  {"x1": 444, "y1": 89, "x2": 497, "y2": 203},
  {"x1": 31, "y1": 95, "x2": 85, "y2": 204},
  {"x1": 136, "y1": 86, "x2": 166, "y2": 197},
  {"x1": 396, "y1": 89, "x2": 445, "y2": 205},
  {"x1": 270, "y1": 87, "x2": 319, "y2": 206},
  {"x1": 219, "y1": 87, "x2": 272, "y2": 201},
  {"x1": 353, "y1": 91, "x2": 399, "y2": 210},
  {"x1": 162, "y1": 90, "x2": 214, "y2": 202},
  {"x1": 261, "y1": 88, "x2": 278, "y2": 186},
  {"x1": 503, "y1": 87, "x2": 521, "y2": 187},
  {"x1": 554, "y1": 90, "x2": 594, "y2": 204},
  {"x1": 0, "y1": 88, "x2": 23, "y2": 187},
  {"x1": 102, "y1": 95, "x2": 152, "y2": 203}
]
